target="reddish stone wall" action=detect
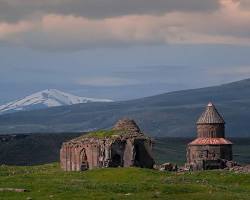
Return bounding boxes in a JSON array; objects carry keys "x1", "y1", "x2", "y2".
[
  {"x1": 60, "y1": 137, "x2": 154, "y2": 171},
  {"x1": 197, "y1": 124, "x2": 224, "y2": 138},
  {"x1": 60, "y1": 119, "x2": 155, "y2": 171},
  {"x1": 123, "y1": 140, "x2": 135, "y2": 167},
  {"x1": 187, "y1": 144, "x2": 232, "y2": 170},
  {"x1": 60, "y1": 143, "x2": 101, "y2": 171}
]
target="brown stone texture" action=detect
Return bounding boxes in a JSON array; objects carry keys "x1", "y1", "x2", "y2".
[
  {"x1": 60, "y1": 119, "x2": 154, "y2": 171},
  {"x1": 186, "y1": 102, "x2": 233, "y2": 170},
  {"x1": 187, "y1": 144, "x2": 232, "y2": 170},
  {"x1": 197, "y1": 124, "x2": 225, "y2": 138},
  {"x1": 113, "y1": 118, "x2": 141, "y2": 133}
]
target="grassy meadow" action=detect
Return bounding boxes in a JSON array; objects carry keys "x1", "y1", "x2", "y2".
[{"x1": 0, "y1": 163, "x2": 250, "y2": 200}]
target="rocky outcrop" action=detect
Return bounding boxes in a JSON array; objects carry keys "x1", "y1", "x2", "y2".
[
  {"x1": 229, "y1": 165, "x2": 250, "y2": 173},
  {"x1": 154, "y1": 163, "x2": 178, "y2": 172},
  {"x1": 0, "y1": 188, "x2": 28, "y2": 192}
]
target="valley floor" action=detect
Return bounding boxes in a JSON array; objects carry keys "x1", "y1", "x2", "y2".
[{"x1": 0, "y1": 163, "x2": 250, "y2": 200}]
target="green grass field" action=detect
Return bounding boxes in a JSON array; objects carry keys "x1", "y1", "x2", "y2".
[{"x1": 0, "y1": 163, "x2": 250, "y2": 200}]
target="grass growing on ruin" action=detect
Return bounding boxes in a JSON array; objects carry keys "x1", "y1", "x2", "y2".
[
  {"x1": 0, "y1": 163, "x2": 250, "y2": 200},
  {"x1": 85, "y1": 130, "x2": 123, "y2": 138}
]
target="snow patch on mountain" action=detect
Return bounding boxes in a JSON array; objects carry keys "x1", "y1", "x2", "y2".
[{"x1": 0, "y1": 89, "x2": 113, "y2": 115}]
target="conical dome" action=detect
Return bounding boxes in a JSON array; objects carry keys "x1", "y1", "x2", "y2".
[
  {"x1": 113, "y1": 118, "x2": 141, "y2": 133},
  {"x1": 197, "y1": 102, "x2": 225, "y2": 124}
]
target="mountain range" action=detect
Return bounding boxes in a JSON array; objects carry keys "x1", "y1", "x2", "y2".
[
  {"x1": 1, "y1": 78, "x2": 250, "y2": 137},
  {"x1": 0, "y1": 89, "x2": 113, "y2": 115}
]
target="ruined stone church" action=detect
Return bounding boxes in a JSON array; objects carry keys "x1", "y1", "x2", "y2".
[
  {"x1": 186, "y1": 102, "x2": 233, "y2": 170},
  {"x1": 60, "y1": 119, "x2": 155, "y2": 171}
]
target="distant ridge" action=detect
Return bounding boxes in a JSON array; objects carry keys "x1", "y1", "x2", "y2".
[
  {"x1": 0, "y1": 89, "x2": 113, "y2": 115},
  {"x1": 1, "y1": 78, "x2": 250, "y2": 137}
]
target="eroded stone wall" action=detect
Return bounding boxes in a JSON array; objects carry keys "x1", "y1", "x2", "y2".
[
  {"x1": 60, "y1": 142, "x2": 102, "y2": 171},
  {"x1": 60, "y1": 137, "x2": 154, "y2": 171},
  {"x1": 187, "y1": 144, "x2": 232, "y2": 170},
  {"x1": 113, "y1": 119, "x2": 141, "y2": 133},
  {"x1": 123, "y1": 139, "x2": 135, "y2": 167}
]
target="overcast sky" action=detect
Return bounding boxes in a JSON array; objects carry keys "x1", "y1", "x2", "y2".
[{"x1": 1, "y1": 0, "x2": 250, "y2": 103}]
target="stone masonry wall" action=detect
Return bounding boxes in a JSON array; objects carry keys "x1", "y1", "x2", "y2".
[
  {"x1": 60, "y1": 137, "x2": 154, "y2": 171},
  {"x1": 187, "y1": 144, "x2": 232, "y2": 170},
  {"x1": 197, "y1": 124, "x2": 225, "y2": 138}
]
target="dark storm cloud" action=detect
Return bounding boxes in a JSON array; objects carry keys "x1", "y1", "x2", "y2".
[{"x1": 0, "y1": 0, "x2": 219, "y2": 22}]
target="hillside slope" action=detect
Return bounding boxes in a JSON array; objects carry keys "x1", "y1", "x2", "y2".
[
  {"x1": 1, "y1": 79, "x2": 250, "y2": 137},
  {"x1": 0, "y1": 133, "x2": 82, "y2": 165}
]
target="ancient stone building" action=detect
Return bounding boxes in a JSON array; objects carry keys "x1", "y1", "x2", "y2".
[
  {"x1": 60, "y1": 119, "x2": 155, "y2": 171},
  {"x1": 186, "y1": 102, "x2": 233, "y2": 170}
]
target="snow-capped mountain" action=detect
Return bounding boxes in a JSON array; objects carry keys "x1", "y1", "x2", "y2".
[{"x1": 0, "y1": 89, "x2": 113, "y2": 115}]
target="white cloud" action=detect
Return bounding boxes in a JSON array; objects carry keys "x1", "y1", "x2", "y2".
[
  {"x1": 0, "y1": 21, "x2": 33, "y2": 41},
  {"x1": 77, "y1": 77, "x2": 141, "y2": 86},
  {"x1": 210, "y1": 66, "x2": 250, "y2": 76},
  {"x1": 0, "y1": 0, "x2": 218, "y2": 22},
  {"x1": 0, "y1": 0, "x2": 250, "y2": 50}
]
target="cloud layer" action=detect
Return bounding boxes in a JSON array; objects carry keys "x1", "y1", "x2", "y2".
[
  {"x1": 0, "y1": 0, "x2": 219, "y2": 22},
  {"x1": 0, "y1": 0, "x2": 249, "y2": 50}
]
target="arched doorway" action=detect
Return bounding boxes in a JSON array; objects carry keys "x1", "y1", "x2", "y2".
[
  {"x1": 80, "y1": 149, "x2": 88, "y2": 171},
  {"x1": 111, "y1": 154, "x2": 122, "y2": 167}
]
